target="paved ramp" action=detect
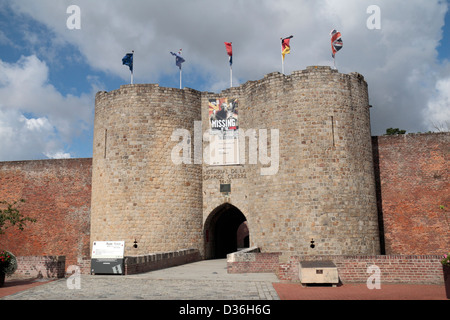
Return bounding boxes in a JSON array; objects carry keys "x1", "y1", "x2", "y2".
[
  {"x1": 127, "y1": 259, "x2": 279, "y2": 281},
  {"x1": 1, "y1": 259, "x2": 280, "y2": 300}
]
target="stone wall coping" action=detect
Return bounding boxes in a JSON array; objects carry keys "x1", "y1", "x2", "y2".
[
  {"x1": 226, "y1": 247, "x2": 261, "y2": 262},
  {"x1": 124, "y1": 248, "x2": 199, "y2": 264},
  {"x1": 95, "y1": 66, "x2": 364, "y2": 99},
  {"x1": 17, "y1": 255, "x2": 66, "y2": 262}
]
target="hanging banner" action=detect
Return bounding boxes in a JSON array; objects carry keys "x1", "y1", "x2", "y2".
[{"x1": 208, "y1": 98, "x2": 239, "y2": 165}]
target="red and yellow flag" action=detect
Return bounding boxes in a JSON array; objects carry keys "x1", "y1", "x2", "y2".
[{"x1": 281, "y1": 36, "x2": 293, "y2": 60}]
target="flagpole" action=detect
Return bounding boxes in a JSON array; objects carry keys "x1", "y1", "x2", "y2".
[
  {"x1": 131, "y1": 50, "x2": 134, "y2": 84},
  {"x1": 281, "y1": 38, "x2": 284, "y2": 74},
  {"x1": 179, "y1": 49, "x2": 183, "y2": 89},
  {"x1": 230, "y1": 65, "x2": 233, "y2": 88}
]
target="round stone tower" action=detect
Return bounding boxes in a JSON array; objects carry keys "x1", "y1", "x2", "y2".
[
  {"x1": 202, "y1": 66, "x2": 380, "y2": 257},
  {"x1": 90, "y1": 84, "x2": 203, "y2": 256},
  {"x1": 248, "y1": 66, "x2": 380, "y2": 255}
]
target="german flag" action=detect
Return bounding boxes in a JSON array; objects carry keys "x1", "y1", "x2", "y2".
[{"x1": 281, "y1": 36, "x2": 293, "y2": 60}]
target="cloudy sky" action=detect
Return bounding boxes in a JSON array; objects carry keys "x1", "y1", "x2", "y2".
[{"x1": 0, "y1": 0, "x2": 449, "y2": 161}]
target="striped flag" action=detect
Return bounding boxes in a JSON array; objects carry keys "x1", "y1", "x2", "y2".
[
  {"x1": 281, "y1": 36, "x2": 293, "y2": 61},
  {"x1": 224, "y1": 42, "x2": 233, "y2": 66},
  {"x1": 330, "y1": 29, "x2": 343, "y2": 58}
]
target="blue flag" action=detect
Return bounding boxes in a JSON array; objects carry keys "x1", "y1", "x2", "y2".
[
  {"x1": 170, "y1": 51, "x2": 185, "y2": 69},
  {"x1": 122, "y1": 53, "x2": 133, "y2": 72}
]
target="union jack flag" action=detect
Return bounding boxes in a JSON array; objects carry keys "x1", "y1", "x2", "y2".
[{"x1": 330, "y1": 29, "x2": 343, "y2": 58}]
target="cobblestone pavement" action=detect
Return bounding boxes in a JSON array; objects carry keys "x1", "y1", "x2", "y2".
[{"x1": 1, "y1": 259, "x2": 280, "y2": 300}]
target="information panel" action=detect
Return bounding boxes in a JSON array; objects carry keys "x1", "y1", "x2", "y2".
[
  {"x1": 91, "y1": 241, "x2": 125, "y2": 275},
  {"x1": 91, "y1": 241, "x2": 124, "y2": 259}
]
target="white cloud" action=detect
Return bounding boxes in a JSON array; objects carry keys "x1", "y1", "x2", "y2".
[
  {"x1": 2, "y1": 0, "x2": 449, "y2": 141},
  {"x1": 0, "y1": 55, "x2": 93, "y2": 160},
  {"x1": 20, "y1": 115, "x2": 53, "y2": 132},
  {"x1": 425, "y1": 76, "x2": 450, "y2": 131},
  {"x1": 0, "y1": 108, "x2": 58, "y2": 160},
  {"x1": 44, "y1": 151, "x2": 72, "y2": 159}
]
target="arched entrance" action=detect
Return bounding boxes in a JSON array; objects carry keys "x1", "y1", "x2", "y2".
[
  {"x1": 237, "y1": 221, "x2": 249, "y2": 249},
  {"x1": 204, "y1": 203, "x2": 249, "y2": 259}
]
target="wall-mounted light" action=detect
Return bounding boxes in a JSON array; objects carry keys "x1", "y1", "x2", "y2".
[
  {"x1": 310, "y1": 239, "x2": 315, "y2": 249},
  {"x1": 133, "y1": 239, "x2": 138, "y2": 248}
]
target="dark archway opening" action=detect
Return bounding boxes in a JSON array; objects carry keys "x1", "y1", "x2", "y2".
[
  {"x1": 243, "y1": 235, "x2": 249, "y2": 248},
  {"x1": 204, "y1": 203, "x2": 248, "y2": 259},
  {"x1": 236, "y1": 221, "x2": 249, "y2": 249}
]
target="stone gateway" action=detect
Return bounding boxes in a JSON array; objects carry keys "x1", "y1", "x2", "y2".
[{"x1": 91, "y1": 66, "x2": 380, "y2": 259}]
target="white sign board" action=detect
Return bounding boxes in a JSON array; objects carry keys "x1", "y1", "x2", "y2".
[{"x1": 91, "y1": 241, "x2": 125, "y2": 259}]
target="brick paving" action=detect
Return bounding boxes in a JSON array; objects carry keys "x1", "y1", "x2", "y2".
[
  {"x1": 0, "y1": 277, "x2": 54, "y2": 299},
  {"x1": 1, "y1": 259, "x2": 447, "y2": 301},
  {"x1": 273, "y1": 283, "x2": 447, "y2": 300}
]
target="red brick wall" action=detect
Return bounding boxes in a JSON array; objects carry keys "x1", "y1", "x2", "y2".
[
  {"x1": 0, "y1": 159, "x2": 92, "y2": 270},
  {"x1": 0, "y1": 133, "x2": 448, "y2": 275},
  {"x1": 278, "y1": 255, "x2": 444, "y2": 285},
  {"x1": 372, "y1": 133, "x2": 450, "y2": 255},
  {"x1": 227, "y1": 251, "x2": 281, "y2": 273}
]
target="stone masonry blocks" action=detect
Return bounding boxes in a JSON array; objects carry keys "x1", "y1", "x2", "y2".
[
  {"x1": 91, "y1": 85, "x2": 203, "y2": 256},
  {"x1": 91, "y1": 66, "x2": 380, "y2": 259},
  {"x1": 202, "y1": 66, "x2": 380, "y2": 257}
]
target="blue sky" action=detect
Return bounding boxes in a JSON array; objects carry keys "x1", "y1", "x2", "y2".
[
  {"x1": 439, "y1": 8, "x2": 450, "y2": 61},
  {"x1": 0, "y1": 0, "x2": 449, "y2": 161}
]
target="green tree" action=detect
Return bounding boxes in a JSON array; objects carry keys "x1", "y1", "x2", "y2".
[
  {"x1": 0, "y1": 199, "x2": 36, "y2": 234},
  {"x1": 385, "y1": 128, "x2": 406, "y2": 135}
]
